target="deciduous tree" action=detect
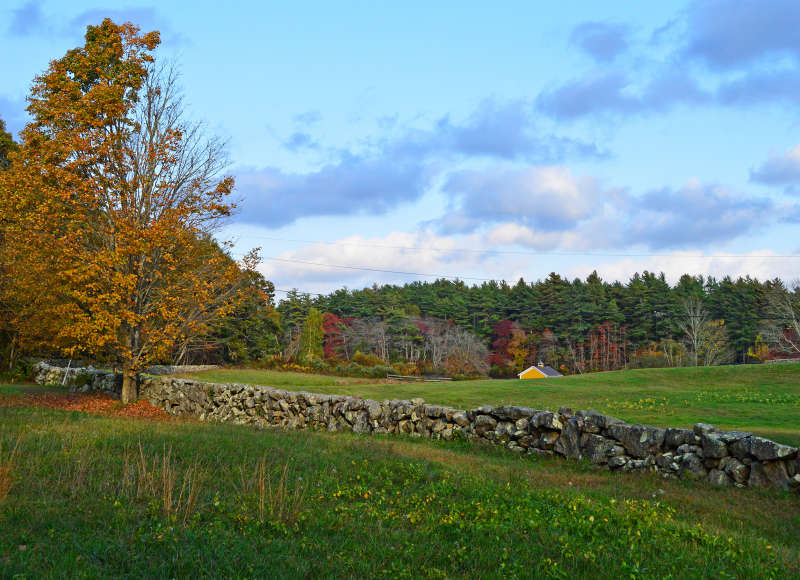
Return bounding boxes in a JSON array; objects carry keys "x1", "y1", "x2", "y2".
[{"x1": 0, "y1": 20, "x2": 250, "y2": 401}]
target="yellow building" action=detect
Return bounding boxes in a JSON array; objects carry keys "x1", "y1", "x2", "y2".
[{"x1": 518, "y1": 362, "x2": 563, "y2": 379}]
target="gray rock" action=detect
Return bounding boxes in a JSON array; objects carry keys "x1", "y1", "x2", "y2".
[
  {"x1": 655, "y1": 453, "x2": 674, "y2": 469},
  {"x1": 701, "y1": 432, "x2": 729, "y2": 459},
  {"x1": 517, "y1": 435, "x2": 533, "y2": 448},
  {"x1": 718, "y1": 430, "x2": 752, "y2": 444},
  {"x1": 708, "y1": 469, "x2": 732, "y2": 487},
  {"x1": 515, "y1": 418, "x2": 530, "y2": 432},
  {"x1": 693, "y1": 423, "x2": 716, "y2": 436},
  {"x1": 719, "y1": 456, "x2": 749, "y2": 484},
  {"x1": 579, "y1": 410, "x2": 624, "y2": 433},
  {"x1": 748, "y1": 461, "x2": 791, "y2": 491},
  {"x1": 608, "y1": 455, "x2": 629, "y2": 469},
  {"x1": 749, "y1": 437, "x2": 796, "y2": 462},
  {"x1": 473, "y1": 415, "x2": 498, "y2": 436},
  {"x1": 365, "y1": 400, "x2": 382, "y2": 420},
  {"x1": 679, "y1": 453, "x2": 707, "y2": 479},
  {"x1": 532, "y1": 411, "x2": 563, "y2": 431},
  {"x1": 581, "y1": 434, "x2": 617, "y2": 464},
  {"x1": 423, "y1": 405, "x2": 446, "y2": 418},
  {"x1": 554, "y1": 418, "x2": 582, "y2": 460},
  {"x1": 451, "y1": 411, "x2": 470, "y2": 427},
  {"x1": 625, "y1": 458, "x2": 653, "y2": 471},
  {"x1": 495, "y1": 421, "x2": 515, "y2": 436},
  {"x1": 607, "y1": 423, "x2": 666, "y2": 459},
  {"x1": 493, "y1": 406, "x2": 539, "y2": 421},
  {"x1": 537, "y1": 431, "x2": 560, "y2": 450},
  {"x1": 664, "y1": 428, "x2": 695, "y2": 449}
]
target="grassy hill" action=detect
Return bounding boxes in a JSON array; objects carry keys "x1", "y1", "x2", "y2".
[
  {"x1": 177, "y1": 363, "x2": 800, "y2": 445},
  {"x1": 0, "y1": 397, "x2": 798, "y2": 578}
]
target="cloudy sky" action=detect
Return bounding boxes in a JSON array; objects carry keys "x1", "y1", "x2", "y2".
[{"x1": 3, "y1": 1, "x2": 800, "y2": 297}]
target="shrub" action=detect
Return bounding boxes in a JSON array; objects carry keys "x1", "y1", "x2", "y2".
[{"x1": 352, "y1": 351, "x2": 384, "y2": 368}]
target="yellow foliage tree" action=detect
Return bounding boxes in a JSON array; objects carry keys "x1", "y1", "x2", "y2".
[{"x1": 0, "y1": 20, "x2": 253, "y2": 402}]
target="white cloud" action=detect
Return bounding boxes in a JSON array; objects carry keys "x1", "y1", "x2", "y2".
[
  {"x1": 438, "y1": 165, "x2": 610, "y2": 233},
  {"x1": 750, "y1": 144, "x2": 800, "y2": 189},
  {"x1": 257, "y1": 231, "x2": 499, "y2": 295},
  {"x1": 568, "y1": 250, "x2": 800, "y2": 285},
  {"x1": 254, "y1": 228, "x2": 800, "y2": 298}
]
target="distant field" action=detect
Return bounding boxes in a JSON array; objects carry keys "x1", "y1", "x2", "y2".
[
  {"x1": 0, "y1": 401, "x2": 797, "y2": 577},
  {"x1": 178, "y1": 363, "x2": 800, "y2": 445},
  {"x1": 172, "y1": 368, "x2": 383, "y2": 389}
]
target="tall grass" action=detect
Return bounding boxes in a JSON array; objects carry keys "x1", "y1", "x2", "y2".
[
  {"x1": 237, "y1": 453, "x2": 308, "y2": 526},
  {"x1": 122, "y1": 442, "x2": 206, "y2": 525},
  {"x1": 259, "y1": 456, "x2": 307, "y2": 525},
  {"x1": 0, "y1": 434, "x2": 21, "y2": 501}
]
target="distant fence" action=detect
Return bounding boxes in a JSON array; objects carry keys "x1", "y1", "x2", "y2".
[
  {"x1": 764, "y1": 358, "x2": 800, "y2": 364},
  {"x1": 387, "y1": 374, "x2": 453, "y2": 382}
]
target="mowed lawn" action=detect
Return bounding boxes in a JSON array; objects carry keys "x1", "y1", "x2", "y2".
[
  {"x1": 0, "y1": 399, "x2": 798, "y2": 578},
  {"x1": 176, "y1": 363, "x2": 800, "y2": 446}
]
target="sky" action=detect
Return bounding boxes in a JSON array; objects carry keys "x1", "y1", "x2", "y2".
[{"x1": 2, "y1": 0, "x2": 800, "y2": 298}]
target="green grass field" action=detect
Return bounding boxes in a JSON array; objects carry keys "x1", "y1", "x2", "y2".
[
  {"x1": 0, "y1": 399, "x2": 798, "y2": 578},
  {"x1": 176, "y1": 363, "x2": 800, "y2": 446}
]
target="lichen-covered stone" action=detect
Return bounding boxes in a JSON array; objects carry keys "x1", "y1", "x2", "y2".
[
  {"x1": 719, "y1": 456, "x2": 749, "y2": 484},
  {"x1": 679, "y1": 453, "x2": 707, "y2": 479},
  {"x1": 607, "y1": 423, "x2": 666, "y2": 459},
  {"x1": 664, "y1": 428, "x2": 695, "y2": 449},
  {"x1": 708, "y1": 469, "x2": 732, "y2": 487},
  {"x1": 493, "y1": 406, "x2": 539, "y2": 421},
  {"x1": 473, "y1": 415, "x2": 498, "y2": 436},
  {"x1": 581, "y1": 434, "x2": 617, "y2": 464},
  {"x1": 693, "y1": 423, "x2": 716, "y2": 437},
  {"x1": 553, "y1": 419, "x2": 581, "y2": 460},
  {"x1": 749, "y1": 437, "x2": 797, "y2": 462},
  {"x1": 701, "y1": 432, "x2": 729, "y2": 459},
  {"x1": 608, "y1": 455, "x2": 628, "y2": 469},
  {"x1": 537, "y1": 431, "x2": 560, "y2": 450},
  {"x1": 451, "y1": 411, "x2": 470, "y2": 427},
  {"x1": 748, "y1": 461, "x2": 791, "y2": 490},
  {"x1": 532, "y1": 411, "x2": 562, "y2": 431}
]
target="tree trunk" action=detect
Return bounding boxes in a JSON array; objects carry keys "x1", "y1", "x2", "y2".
[{"x1": 121, "y1": 363, "x2": 137, "y2": 404}]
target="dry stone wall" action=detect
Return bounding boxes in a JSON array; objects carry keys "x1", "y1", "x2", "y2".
[{"x1": 32, "y1": 362, "x2": 800, "y2": 492}]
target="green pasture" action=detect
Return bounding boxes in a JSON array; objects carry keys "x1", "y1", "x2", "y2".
[
  {"x1": 177, "y1": 363, "x2": 800, "y2": 445},
  {"x1": 0, "y1": 398, "x2": 797, "y2": 578}
]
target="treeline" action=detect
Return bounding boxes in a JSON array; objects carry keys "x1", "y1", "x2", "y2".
[{"x1": 272, "y1": 272, "x2": 800, "y2": 376}]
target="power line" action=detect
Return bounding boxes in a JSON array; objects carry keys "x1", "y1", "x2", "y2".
[
  {"x1": 264, "y1": 256, "x2": 497, "y2": 281},
  {"x1": 239, "y1": 234, "x2": 800, "y2": 259}
]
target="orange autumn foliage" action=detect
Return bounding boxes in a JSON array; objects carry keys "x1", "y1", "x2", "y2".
[{"x1": 0, "y1": 19, "x2": 253, "y2": 402}]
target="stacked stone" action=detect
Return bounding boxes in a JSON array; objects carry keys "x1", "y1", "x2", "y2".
[
  {"x1": 32, "y1": 361, "x2": 121, "y2": 396},
  {"x1": 32, "y1": 363, "x2": 799, "y2": 492},
  {"x1": 138, "y1": 377, "x2": 799, "y2": 492}
]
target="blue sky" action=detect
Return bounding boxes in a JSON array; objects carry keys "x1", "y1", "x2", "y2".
[{"x1": 2, "y1": 0, "x2": 800, "y2": 296}]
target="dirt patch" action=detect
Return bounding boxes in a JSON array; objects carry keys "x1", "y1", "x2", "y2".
[{"x1": 0, "y1": 390, "x2": 172, "y2": 421}]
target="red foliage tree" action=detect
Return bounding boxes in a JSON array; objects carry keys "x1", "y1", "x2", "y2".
[{"x1": 322, "y1": 312, "x2": 348, "y2": 360}]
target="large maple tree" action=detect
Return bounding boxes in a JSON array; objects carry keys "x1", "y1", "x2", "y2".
[{"x1": 0, "y1": 19, "x2": 251, "y2": 402}]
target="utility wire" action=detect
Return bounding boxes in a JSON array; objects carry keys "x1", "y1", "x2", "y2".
[{"x1": 264, "y1": 256, "x2": 497, "y2": 281}]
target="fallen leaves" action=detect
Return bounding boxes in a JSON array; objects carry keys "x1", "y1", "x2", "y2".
[{"x1": 0, "y1": 390, "x2": 171, "y2": 420}]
